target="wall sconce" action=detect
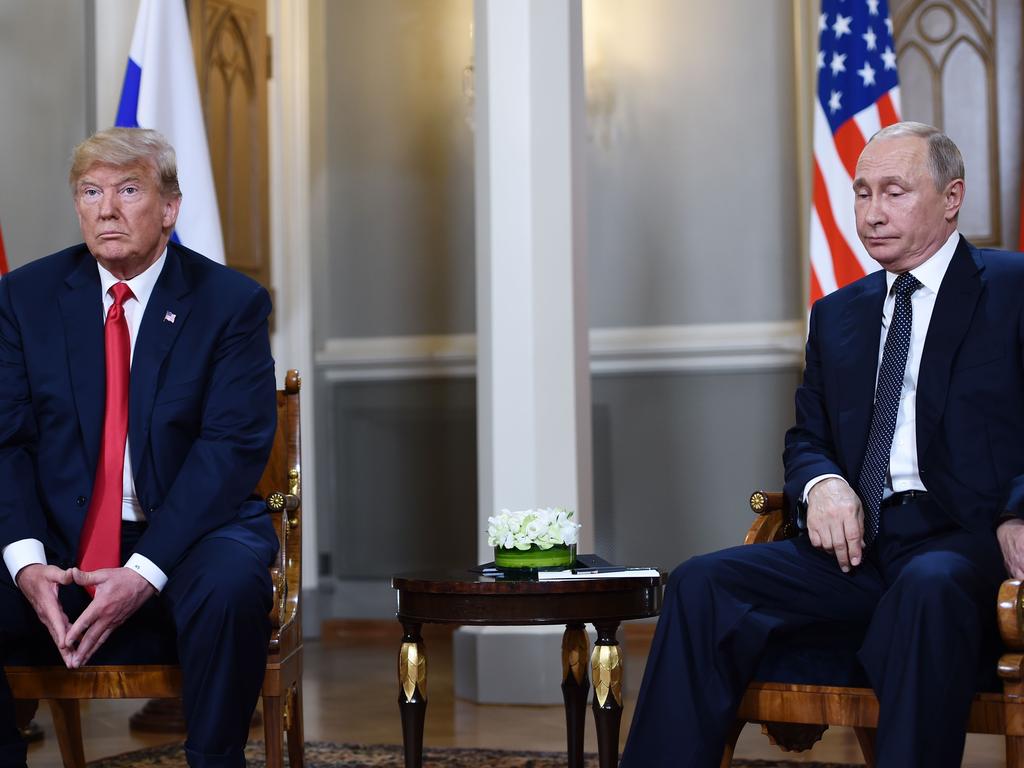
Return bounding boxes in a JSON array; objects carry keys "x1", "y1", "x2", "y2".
[{"x1": 460, "y1": 19, "x2": 617, "y2": 144}]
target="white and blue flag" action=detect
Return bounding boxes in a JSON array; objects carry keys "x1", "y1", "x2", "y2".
[{"x1": 115, "y1": 0, "x2": 225, "y2": 264}]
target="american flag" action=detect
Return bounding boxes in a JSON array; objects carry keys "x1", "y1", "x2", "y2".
[{"x1": 810, "y1": 0, "x2": 901, "y2": 303}]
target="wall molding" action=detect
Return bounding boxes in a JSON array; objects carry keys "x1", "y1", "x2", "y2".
[{"x1": 317, "y1": 320, "x2": 806, "y2": 381}]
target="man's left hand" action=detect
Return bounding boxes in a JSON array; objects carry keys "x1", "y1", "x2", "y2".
[
  {"x1": 997, "y1": 518, "x2": 1024, "y2": 579},
  {"x1": 64, "y1": 567, "x2": 157, "y2": 668}
]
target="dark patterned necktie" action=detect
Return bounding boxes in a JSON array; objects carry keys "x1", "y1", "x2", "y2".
[{"x1": 856, "y1": 272, "x2": 922, "y2": 544}]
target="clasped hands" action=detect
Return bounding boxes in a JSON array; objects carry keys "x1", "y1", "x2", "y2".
[
  {"x1": 15, "y1": 564, "x2": 156, "y2": 668},
  {"x1": 808, "y1": 477, "x2": 1024, "y2": 579}
]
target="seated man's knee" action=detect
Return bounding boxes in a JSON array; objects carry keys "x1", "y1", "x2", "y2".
[
  {"x1": 668, "y1": 552, "x2": 732, "y2": 600},
  {"x1": 891, "y1": 552, "x2": 987, "y2": 613},
  {"x1": 174, "y1": 539, "x2": 272, "y2": 624}
]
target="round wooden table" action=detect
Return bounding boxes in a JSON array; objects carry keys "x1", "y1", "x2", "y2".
[{"x1": 392, "y1": 569, "x2": 665, "y2": 768}]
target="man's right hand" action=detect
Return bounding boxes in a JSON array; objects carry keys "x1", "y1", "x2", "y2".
[
  {"x1": 15, "y1": 563, "x2": 74, "y2": 666},
  {"x1": 806, "y1": 477, "x2": 865, "y2": 573}
]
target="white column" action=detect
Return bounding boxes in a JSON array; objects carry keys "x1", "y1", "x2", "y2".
[
  {"x1": 474, "y1": 0, "x2": 593, "y2": 560},
  {"x1": 268, "y1": 0, "x2": 317, "y2": 589},
  {"x1": 458, "y1": 0, "x2": 592, "y2": 706}
]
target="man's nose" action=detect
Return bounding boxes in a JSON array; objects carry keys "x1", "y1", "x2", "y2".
[
  {"x1": 864, "y1": 197, "x2": 885, "y2": 225},
  {"x1": 98, "y1": 192, "x2": 118, "y2": 218}
]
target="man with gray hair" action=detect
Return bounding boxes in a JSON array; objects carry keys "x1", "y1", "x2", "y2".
[
  {"x1": 0, "y1": 127, "x2": 277, "y2": 768},
  {"x1": 621, "y1": 122, "x2": 1024, "y2": 766}
]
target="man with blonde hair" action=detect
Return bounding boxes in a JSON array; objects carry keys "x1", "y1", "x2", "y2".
[
  {"x1": 622, "y1": 122, "x2": 1024, "y2": 766},
  {"x1": 0, "y1": 127, "x2": 277, "y2": 768}
]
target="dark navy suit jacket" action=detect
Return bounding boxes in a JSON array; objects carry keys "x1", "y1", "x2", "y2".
[
  {"x1": 783, "y1": 236, "x2": 1024, "y2": 533},
  {"x1": 0, "y1": 241, "x2": 278, "y2": 585}
]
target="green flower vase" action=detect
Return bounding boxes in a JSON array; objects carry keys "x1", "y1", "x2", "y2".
[{"x1": 494, "y1": 543, "x2": 576, "y2": 571}]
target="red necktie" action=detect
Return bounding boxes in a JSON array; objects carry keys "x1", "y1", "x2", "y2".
[{"x1": 78, "y1": 282, "x2": 134, "y2": 584}]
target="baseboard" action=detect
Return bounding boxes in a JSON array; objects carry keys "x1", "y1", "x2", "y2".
[{"x1": 320, "y1": 618, "x2": 454, "y2": 646}]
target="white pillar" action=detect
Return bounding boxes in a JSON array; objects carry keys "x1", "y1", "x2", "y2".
[
  {"x1": 474, "y1": 0, "x2": 593, "y2": 560},
  {"x1": 459, "y1": 0, "x2": 593, "y2": 706},
  {"x1": 268, "y1": 0, "x2": 317, "y2": 589}
]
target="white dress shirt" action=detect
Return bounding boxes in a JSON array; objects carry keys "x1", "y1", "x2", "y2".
[
  {"x1": 2, "y1": 251, "x2": 170, "y2": 591},
  {"x1": 803, "y1": 230, "x2": 960, "y2": 503}
]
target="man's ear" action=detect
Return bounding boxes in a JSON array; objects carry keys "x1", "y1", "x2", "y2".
[
  {"x1": 162, "y1": 195, "x2": 182, "y2": 230},
  {"x1": 944, "y1": 178, "x2": 965, "y2": 222}
]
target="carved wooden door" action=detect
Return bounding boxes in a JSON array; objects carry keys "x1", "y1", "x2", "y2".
[{"x1": 187, "y1": 0, "x2": 270, "y2": 289}]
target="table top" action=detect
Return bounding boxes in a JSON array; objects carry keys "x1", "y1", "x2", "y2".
[{"x1": 392, "y1": 568, "x2": 665, "y2": 626}]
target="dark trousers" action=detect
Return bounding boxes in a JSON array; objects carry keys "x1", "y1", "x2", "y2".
[
  {"x1": 0, "y1": 527, "x2": 272, "y2": 768},
  {"x1": 619, "y1": 497, "x2": 1007, "y2": 768}
]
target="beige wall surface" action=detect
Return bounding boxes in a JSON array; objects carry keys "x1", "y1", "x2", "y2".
[{"x1": 0, "y1": 2, "x2": 91, "y2": 267}]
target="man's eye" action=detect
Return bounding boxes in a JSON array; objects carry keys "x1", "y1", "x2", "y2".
[{"x1": 122, "y1": 186, "x2": 139, "y2": 195}]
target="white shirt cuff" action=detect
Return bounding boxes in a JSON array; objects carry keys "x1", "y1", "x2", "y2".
[
  {"x1": 2, "y1": 538, "x2": 46, "y2": 583},
  {"x1": 803, "y1": 473, "x2": 846, "y2": 503},
  {"x1": 124, "y1": 554, "x2": 168, "y2": 593}
]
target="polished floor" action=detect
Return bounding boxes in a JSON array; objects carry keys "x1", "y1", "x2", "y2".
[{"x1": 23, "y1": 622, "x2": 1006, "y2": 766}]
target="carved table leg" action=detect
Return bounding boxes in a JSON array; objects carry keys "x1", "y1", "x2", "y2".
[
  {"x1": 591, "y1": 621, "x2": 623, "y2": 768},
  {"x1": 398, "y1": 621, "x2": 427, "y2": 768},
  {"x1": 561, "y1": 623, "x2": 590, "y2": 768}
]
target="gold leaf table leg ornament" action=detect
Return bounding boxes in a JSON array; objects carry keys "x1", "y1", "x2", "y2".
[
  {"x1": 397, "y1": 622, "x2": 427, "y2": 768},
  {"x1": 591, "y1": 621, "x2": 624, "y2": 768},
  {"x1": 561, "y1": 623, "x2": 591, "y2": 768}
]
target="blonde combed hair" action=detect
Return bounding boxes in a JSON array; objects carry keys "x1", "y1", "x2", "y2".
[{"x1": 69, "y1": 127, "x2": 181, "y2": 198}]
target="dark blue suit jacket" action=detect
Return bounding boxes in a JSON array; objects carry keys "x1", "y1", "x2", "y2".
[
  {"x1": 0, "y1": 241, "x2": 278, "y2": 585},
  {"x1": 783, "y1": 236, "x2": 1024, "y2": 533}
]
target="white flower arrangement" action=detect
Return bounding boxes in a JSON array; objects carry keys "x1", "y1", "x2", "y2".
[{"x1": 487, "y1": 507, "x2": 581, "y2": 551}]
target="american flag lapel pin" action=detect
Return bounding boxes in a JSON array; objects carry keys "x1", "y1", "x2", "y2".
[{"x1": 164, "y1": 310, "x2": 176, "y2": 324}]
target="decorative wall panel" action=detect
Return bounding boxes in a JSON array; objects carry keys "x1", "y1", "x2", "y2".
[{"x1": 892, "y1": 0, "x2": 1001, "y2": 244}]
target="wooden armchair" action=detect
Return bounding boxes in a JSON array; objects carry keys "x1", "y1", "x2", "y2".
[
  {"x1": 719, "y1": 490, "x2": 1024, "y2": 768},
  {"x1": 5, "y1": 369, "x2": 305, "y2": 768}
]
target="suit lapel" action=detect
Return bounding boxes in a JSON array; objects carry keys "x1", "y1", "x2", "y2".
[
  {"x1": 916, "y1": 237, "x2": 984, "y2": 463},
  {"x1": 835, "y1": 271, "x2": 887, "y2": 479},
  {"x1": 128, "y1": 245, "x2": 193, "y2": 472},
  {"x1": 57, "y1": 251, "x2": 105, "y2": 472}
]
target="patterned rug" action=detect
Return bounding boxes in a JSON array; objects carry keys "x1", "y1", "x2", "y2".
[{"x1": 86, "y1": 740, "x2": 861, "y2": 767}]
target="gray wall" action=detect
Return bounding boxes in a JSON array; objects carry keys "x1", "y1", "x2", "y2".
[
  {"x1": 584, "y1": 0, "x2": 802, "y2": 327},
  {"x1": 0, "y1": 2, "x2": 92, "y2": 268},
  {"x1": 592, "y1": 370, "x2": 801, "y2": 568},
  {"x1": 314, "y1": 0, "x2": 476, "y2": 342}
]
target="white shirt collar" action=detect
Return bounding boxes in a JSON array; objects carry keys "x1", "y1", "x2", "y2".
[
  {"x1": 96, "y1": 248, "x2": 168, "y2": 307},
  {"x1": 884, "y1": 230, "x2": 960, "y2": 296}
]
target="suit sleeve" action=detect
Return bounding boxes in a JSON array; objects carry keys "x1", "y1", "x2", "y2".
[
  {"x1": 132, "y1": 282, "x2": 277, "y2": 574},
  {"x1": 1000, "y1": 305, "x2": 1024, "y2": 521},
  {"x1": 782, "y1": 301, "x2": 847, "y2": 515},
  {"x1": 0, "y1": 276, "x2": 48, "y2": 553}
]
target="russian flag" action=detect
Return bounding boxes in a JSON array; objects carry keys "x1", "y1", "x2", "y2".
[{"x1": 115, "y1": 0, "x2": 224, "y2": 264}]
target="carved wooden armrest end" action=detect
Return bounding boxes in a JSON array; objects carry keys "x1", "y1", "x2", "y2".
[{"x1": 998, "y1": 579, "x2": 1024, "y2": 651}]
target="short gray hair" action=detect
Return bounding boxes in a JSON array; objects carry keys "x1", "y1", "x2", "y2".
[
  {"x1": 869, "y1": 121, "x2": 964, "y2": 190},
  {"x1": 69, "y1": 127, "x2": 181, "y2": 198}
]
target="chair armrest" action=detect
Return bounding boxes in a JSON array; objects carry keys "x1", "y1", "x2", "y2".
[
  {"x1": 267, "y1": 487, "x2": 302, "y2": 653},
  {"x1": 999, "y1": 579, "x2": 1024, "y2": 649},
  {"x1": 745, "y1": 491, "x2": 796, "y2": 545}
]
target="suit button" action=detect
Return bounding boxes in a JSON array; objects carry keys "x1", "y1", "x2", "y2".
[
  {"x1": 148, "y1": 507, "x2": 157, "y2": 515},
  {"x1": 76, "y1": 496, "x2": 86, "y2": 507}
]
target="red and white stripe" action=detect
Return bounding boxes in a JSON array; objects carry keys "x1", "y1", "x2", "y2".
[{"x1": 809, "y1": 88, "x2": 901, "y2": 303}]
